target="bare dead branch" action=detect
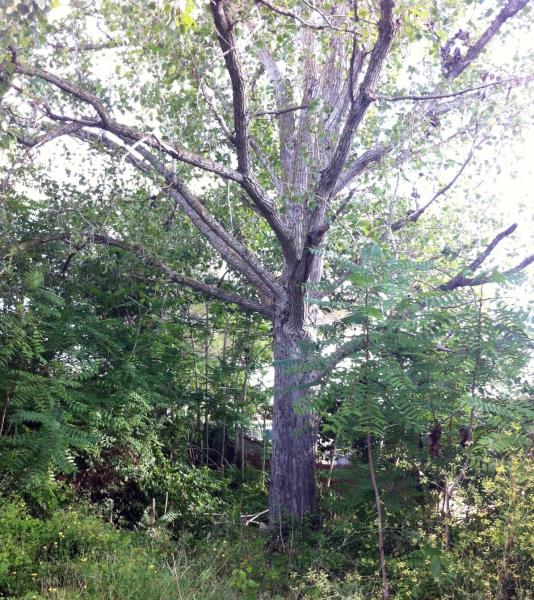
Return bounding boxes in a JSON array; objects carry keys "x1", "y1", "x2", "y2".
[
  {"x1": 390, "y1": 147, "x2": 474, "y2": 232},
  {"x1": 445, "y1": 0, "x2": 530, "y2": 80},
  {"x1": 378, "y1": 74, "x2": 534, "y2": 102},
  {"x1": 438, "y1": 223, "x2": 534, "y2": 290}
]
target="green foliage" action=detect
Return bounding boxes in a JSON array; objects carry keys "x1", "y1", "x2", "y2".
[
  {"x1": 0, "y1": 272, "x2": 95, "y2": 483},
  {"x1": 1, "y1": 221, "x2": 531, "y2": 600},
  {"x1": 0, "y1": 496, "x2": 163, "y2": 598},
  {"x1": 321, "y1": 244, "x2": 532, "y2": 464},
  {"x1": 0, "y1": 0, "x2": 533, "y2": 596},
  {"x1": 141, "y1": 463, "x2": 230, "y2": 529},
  {"x1": 0, "y1": 254, "x2": 271, "y2": 519}
]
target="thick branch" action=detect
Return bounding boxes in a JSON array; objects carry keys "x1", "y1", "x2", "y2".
[
  {"x1": 438, "y1": 253, "x2": 534, "y2": 290},
  {"x1": 13, "y1": 55, "x2": 294, "y2": 259},
  {"x1": 317, "y1": 4, "x2": 355, "y2": 166},
  {"x1": 504, "y1": 254, "x2": 534, "y2": 277},
  {"x1": 466, "y1": 224, "x2": 518, "y2": 273},
  {"x1": 333, "y1": 143, "x2": 393, "y2": 196},
  {"x1": 76, "y1": 129, "x2": 283, "y2": 300},
  {"x1": 333, "y1": 0, "x2": 531, "y2": 196},
  {"x1": 13, "y1": 61, "x2": 111, "y2": 124},
  {"x1": 300, "y1": 0, "x2": 396, "y2": 289},
  {"x1": 438, "y1": 223, "x2": 534, "y2": 290},
  {"x1": 134, "y1": 148, "x2": 283, "y2": 299},
  {"x1": 298, "y1": 142, "x2": 393, "y2": 260},
  {"x1": 308, "y1": 334, "x2": 366, "y2": 386},
  {"x1": 12, "y1": 61, "x2": 244, "y2": 182},
  {"x1": 241, "y1": 175, "x2": 298, "y2": 263},
  {"x1": 101, "y1": 235, "x2": 273, "y2": 318},
  {"x1": 13, "y1": 116, "x2": 283, "y2": 300},
  {"x1": 316, "y1": 0, "x2": 396, "y2": 201},
  {"x1": 210, "y1": 0, "x2": 298, "y2": 262},
  {"x1": 1, "y1": 233, "x2": 273, "y2": 317},
  {"x1": 446, "y1": 0, "x2": 530, "y2": 80},
  {"x1": 210, "y1": 0, "x2": 250, "y2": 173},
  {"x1": 294, "y1": 0, "x2": 397, "y2": 312},
  {"x1": 10, "y1": 56, "x2": 295, "y2": 283},
  {"x1": 14, "y1": 122, "x2": 84, "y2": 148}
]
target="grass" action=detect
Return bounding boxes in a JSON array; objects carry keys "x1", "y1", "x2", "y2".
[{"x1": 0, "y1": 497, "x2": 365, "y2": 600}]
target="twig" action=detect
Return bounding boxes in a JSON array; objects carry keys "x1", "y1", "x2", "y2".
[
  {"x1": 378, "y1": 74, "x2": 534, "y2": 102},
  {"x1": 256, "y1": 0, "x2": 363, "y2": 34},
  {"x1": 390, "y1": 146, "x2": 475, "y2": 233},
  {"x1": 243, "y1": 508, "x2": 269, "y2": 526},
  {"x1": 252, "y1": 104, "x2": 308, "y2": 117}
]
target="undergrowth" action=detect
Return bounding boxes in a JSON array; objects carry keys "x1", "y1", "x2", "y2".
[{"x1": 1, "y1": 456, "x2": 532, "y2": 600}]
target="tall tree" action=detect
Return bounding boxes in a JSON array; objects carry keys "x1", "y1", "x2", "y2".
[{"x1": 1, "y1": 0, "x2": 533, "y2": 526}]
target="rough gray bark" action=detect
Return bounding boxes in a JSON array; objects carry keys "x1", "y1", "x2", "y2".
[{"x1": 269, "y1": 323, "x2": 317, "y2": 524}]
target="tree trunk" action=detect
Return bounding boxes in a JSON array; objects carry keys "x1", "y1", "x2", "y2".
[{"x1": 269, "y1": 320, "x2": 317, "y2": 528}]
